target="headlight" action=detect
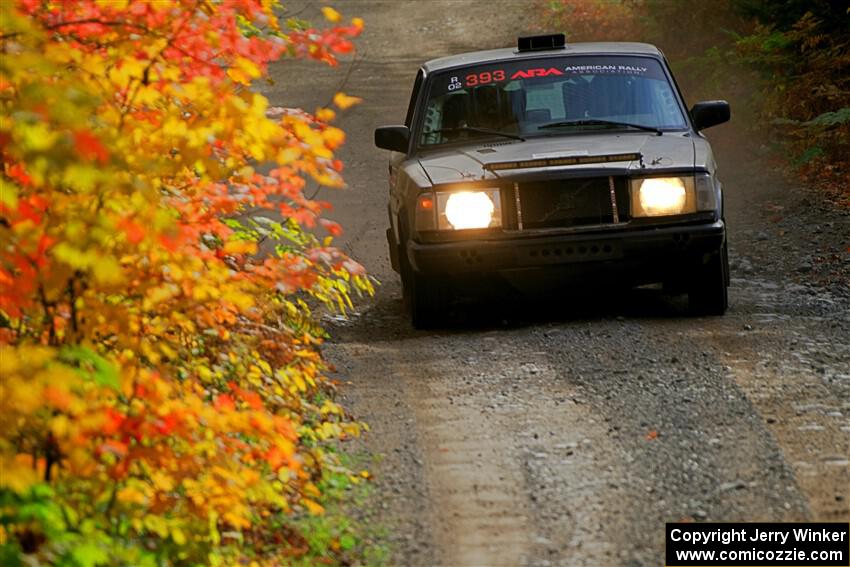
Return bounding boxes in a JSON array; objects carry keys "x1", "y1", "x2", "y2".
[
  {"x1": 435, "y1": 189, "x2": 501, "y2": 230},
  {"x1": 630, "y1": 176, "x2": 712, "y2": 217},
  {"x1": 630, "y1": 174, "x2": 719, "y2": 217},
  {"x1": 635, "y1": 177, "x2": 691, "y2": 216}
]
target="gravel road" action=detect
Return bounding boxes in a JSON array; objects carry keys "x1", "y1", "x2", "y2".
[{"x1": 266, "y1": 2, "x2": 850, "y2": 565}]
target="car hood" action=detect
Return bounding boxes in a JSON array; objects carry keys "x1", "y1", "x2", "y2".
[{"x1": 416, "y1": 132, "x2": 696, "y2": 186}]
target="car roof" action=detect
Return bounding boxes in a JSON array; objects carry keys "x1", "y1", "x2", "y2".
[{"x1": 422, "y1": 42, "x2": 663, "y2": 73}]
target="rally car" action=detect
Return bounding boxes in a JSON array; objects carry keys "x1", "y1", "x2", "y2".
[{"x1": 375, "y1": 34, "x2": 731, "y2": 328}]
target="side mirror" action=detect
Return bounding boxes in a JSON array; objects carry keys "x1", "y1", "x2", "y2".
[
  {"x1": 690, "y1": 101, "x2": 731, "y2": 131},
  {"x1": 375, "y1": 125, "x2": 410, "y2": 153}
]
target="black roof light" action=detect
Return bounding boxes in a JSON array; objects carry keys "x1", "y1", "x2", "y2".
[{"x1": 517, "y1": 33, "x2": 566, "y2": 52}]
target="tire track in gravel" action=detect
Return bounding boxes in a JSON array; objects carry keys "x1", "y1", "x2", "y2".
[
  {"x1": 404, "y1": 355, "x2": 534, "y2": 567},
  {"x1": 330, "y1": 328, "x2": 631, "y2": 566},
  {"x1": 699, "y1": 277, "x2": 850, "y2": 520}
]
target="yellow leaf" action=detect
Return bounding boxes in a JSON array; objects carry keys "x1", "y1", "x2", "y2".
[
  {"x1": 321, "y1": 6, "x2": 342, "y2": 23},
  {"x1": 333, "y1": 92, "x2": 362, "y2": 110},
  {"x1": 151, "y1": 470, "x2": 174, "y2": 492},
  {"x1": 50, "y1": 415, "x2": 70, "y2": 438},
  {"x1": 117, "y1": 486, "x2": 148, "y2": 505},
  {"x1": 322, "y1": 126, "x2": 345, "y2": 149},
  {"x1": 0, "y1": 456, "x2": 39, "y2": 494},
  {"x1": 302, "y1": 498, "x2": 325, "y2": 515},
  {"x1": 352, "y1": 17, "x2": 364, "y2": 30},
  {"x1": 316, "y1": 107, "x2": 336, "y2": 122},
  {"x1": 235, "y1": 57, "x2": 261, "y2": 79},
  {"x1": 0, "y1": 179, "x2": 18, "y2": 209},
  {"x1": 291, "y1": 372, "x2": 307, "y2": 392},
  {"x1": 21, "y1": 122, "x2": 58, "y2": 151},
  {"x1": 257, "y1": 359, "x2": 272, "y2": 374},
  {"x1": 223, "y1": 240, "x2": 257, "y2": 255},
  {"x1": 227, "y1": 67, "x2": 250, "y2": 85},
  {"x1": 93, "y1": 256, "x2": 125, "y2": 285}
]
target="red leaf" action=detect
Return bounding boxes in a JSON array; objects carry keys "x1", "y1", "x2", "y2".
[
  {"x1": 101, "y1": 408, "x2": 125, "y2": 435},
  {"x1": 319, "y1": 218, "x2": 343, "y2": 237},
  {"x1": 7, "y1": 162, "x2": 32, "y2": 186},
  {"x1": 73, "y1": 130, "x2": 109, "y2": 164},
  {"x1": 118, "y1": 218, "x2": 146, "y2": 244}
]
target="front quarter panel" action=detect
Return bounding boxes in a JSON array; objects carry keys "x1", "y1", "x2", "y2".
[
  {"x1": 693, "y1": 135, "x2": 723, "y2": 219},
  {"x1": 692, "y1": 136, "x2": 717, "y2": 176},
  {"x1": 389, "y1": 155, "x2": 432, "y2": 243}
]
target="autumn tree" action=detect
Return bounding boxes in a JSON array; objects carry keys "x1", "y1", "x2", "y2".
[{"x1": 0, "y1": 1, "x2": 371, "y2": 564}]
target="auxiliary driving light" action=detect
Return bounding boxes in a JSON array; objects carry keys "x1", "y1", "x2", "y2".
[{"x1": 438, "y1": 190, "x2": 502, "y2": 230}]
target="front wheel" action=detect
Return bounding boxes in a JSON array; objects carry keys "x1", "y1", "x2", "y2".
[
  {"x1": 402, "y1": 267, "x2": 449, "y2": 329},
  {"x1": 398, "y1": 233, "x2": 450, "y2": 329},
  {"x1": 688, "y1": 243, "x2": 729, "y2": 316}
]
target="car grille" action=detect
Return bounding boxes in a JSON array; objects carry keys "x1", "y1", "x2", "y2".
[{"x1": 514, "y1": 176, "x2": 629, "y2": 230}]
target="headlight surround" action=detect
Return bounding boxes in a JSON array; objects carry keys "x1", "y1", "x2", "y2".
[{"x1": 630, "y1": 174, "x2": 718, "y2": 217}]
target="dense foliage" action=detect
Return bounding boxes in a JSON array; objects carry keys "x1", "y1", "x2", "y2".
[
  {"x1": 0, "y1": 1, "x2": 373, "y2": 564},
  {"x1": 734, "y1": 0, "x2": 849, "y2": 185},
  {"x1": 541, "y1": 0, "x2": 850, "y2": 203}
]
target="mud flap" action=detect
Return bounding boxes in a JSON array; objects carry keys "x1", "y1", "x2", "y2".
[{"x1": 387, "y1": 228, "x2": 400, "y2": 273}]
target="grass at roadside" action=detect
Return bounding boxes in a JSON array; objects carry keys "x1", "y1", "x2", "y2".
[{"x1": 286, "y1": 450, "x2": 391, "y2": 567}]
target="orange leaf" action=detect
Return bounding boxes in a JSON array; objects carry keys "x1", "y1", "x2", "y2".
[
  {"x1": 215, "y1": 393, "x2": 235, "y2": 411},
  {"x1": 99, "y1": 440, "x2": 128, "y2": 458}
]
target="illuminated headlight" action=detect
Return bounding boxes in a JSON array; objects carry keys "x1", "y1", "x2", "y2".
[
  {"x1": 436, "y1": 189, "x2": 501, "y2": 230},
  {"x1": 630, "y1": 174, "x2": 718, "y2": 217}
]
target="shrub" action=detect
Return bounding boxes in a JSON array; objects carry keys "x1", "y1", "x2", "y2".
[{"x1": 0, "y1": 1, "x2": 371, "y2": 564}]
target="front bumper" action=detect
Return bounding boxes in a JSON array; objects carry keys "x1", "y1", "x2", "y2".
[{"x1": 407, "y1": 221, "x2": 725, "y2": 285}]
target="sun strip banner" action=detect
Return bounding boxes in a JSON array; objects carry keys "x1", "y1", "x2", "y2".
[{"x1": 484, "y1": 152, "x2": 642, "y2": 171}]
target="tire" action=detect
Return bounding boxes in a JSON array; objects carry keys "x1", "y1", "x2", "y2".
[
  {"x1": 399, "y1": 236, "x2": 449, "y2": 329},
  {"x1": 404, "y1": 270, "x2": 449, "y2": 329},
  {"x1": 688, "y1": 243, "x2": 729, "y2": 316}
]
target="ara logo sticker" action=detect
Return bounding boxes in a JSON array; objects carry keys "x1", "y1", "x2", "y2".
[{"x1": 510, "y1": 68, "x2": 564, "y2": 79}]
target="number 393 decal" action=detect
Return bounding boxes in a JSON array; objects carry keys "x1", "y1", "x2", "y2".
[
  {"x1": 464, "y1": 70, "x2": 506, "y2": 86},
  {"x1": 462, "y1": 67, "x2": 564, "y2": 87}
]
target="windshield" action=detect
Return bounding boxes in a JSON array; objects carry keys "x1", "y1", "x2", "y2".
[{"x1": 418, "y1": 56, "x2": 687, "y2": 147}]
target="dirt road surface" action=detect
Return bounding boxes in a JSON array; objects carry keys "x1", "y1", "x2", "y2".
[{"x1": 266, "y1": 2, "x2": 850, "y2": 565}]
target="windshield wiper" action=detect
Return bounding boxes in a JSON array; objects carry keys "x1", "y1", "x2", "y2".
[
  {"x1": 429, "y1": 125, "x2": 525, "y2": 141},
  {"x1": 538, "y1": 119, "x2": 662, "y2": 135}
]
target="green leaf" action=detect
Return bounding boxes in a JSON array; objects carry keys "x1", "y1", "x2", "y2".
[
  {"x1": 0, "y1": 542, "x2": 24, "y2": 567},
  {"x1": 805, "y1": 108, "x2": 850, "y2": 127},
  {"x1": 59, "y1": 346, "x2": 120, "y2": 389},
  {"x1": 70, "y1": 543, "x2": 109, "y2": 567},
  {"x1": 339, "y1": 533, "x2": 356, "y2": 551}
]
